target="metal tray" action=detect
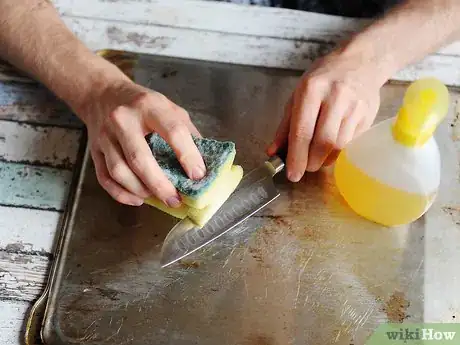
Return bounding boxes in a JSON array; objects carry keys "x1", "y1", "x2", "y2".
[{"x1": 26, "y1": 50, "x2": 460, "y2": 345}]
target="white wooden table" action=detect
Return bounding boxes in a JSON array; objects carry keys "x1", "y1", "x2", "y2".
[{"x1": 1, "y1": 1, "x2": 460, "y2": 344}]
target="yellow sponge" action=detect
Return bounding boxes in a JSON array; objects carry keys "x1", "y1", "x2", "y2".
[
  {"x1": 144, "y1": 165, "x2": 243, "y2": 228},
  {"x1": 180, "y1": 149, "x2": 236, "y2": 209}
]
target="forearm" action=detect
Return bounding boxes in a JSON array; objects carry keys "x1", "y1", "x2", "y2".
[
  {"x1": 339, "y1": 0, "x2": 460, "y2": 86},
  {"x1": 0, "y1": 0, "x2": 128, "y2": 117}
]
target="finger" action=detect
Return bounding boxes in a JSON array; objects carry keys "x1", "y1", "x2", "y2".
[
  {"x1": 286, "y1": 81, "x2": 323, "y2": 182},
  {"x1": 91, "y1": 149, "x2": 144, "y2": 206},
  {"x1": 142, "y1": 100, "x2": 207, "y2": 180},
  {"x1": 267, "y1": 95, "x2": 293, "y2": 156},
  {"x1": 322, "y1": 103, "x2": 366, "y2": 167},
  {"x1": 155, "y1": 120, "x2": 207, "y2": 180},
  {"x1": 99, "y1": 135, "x2": 151, "y2": 198},
  {"x1": 335, "y1": 104, "x2": 359, "y2": 149},
  {"x1": 168, "y1": 105, "x2": 202, "y2": 139},
  {"x1": 110, "y1": 106, "x2": 183, "y2": 208},
  {"x1": 352, "y1": 119, "x2": 371, "y2": 140},
  {"x1": 323, "y1": 102, "x2": 374, "y2": 167},
  {"x1": 322, "y1": 106, "x2": 356, "y2": 168},
  {"x1": 306, "y1": 84, "x2": 347, "y2": 172},
  {"x1": 355, "y1": 112, "x2": 376, "y2": 137}
]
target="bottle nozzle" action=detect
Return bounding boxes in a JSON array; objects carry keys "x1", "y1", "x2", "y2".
[{"x1": 392, "y1": 78, "x2": 450, "y2": 146}]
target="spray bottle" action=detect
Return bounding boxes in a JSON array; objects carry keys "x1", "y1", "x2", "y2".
[{"x1": 334, "y1": 78, "x2": 450, "y2": 226}]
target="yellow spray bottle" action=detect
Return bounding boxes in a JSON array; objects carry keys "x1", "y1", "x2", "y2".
[{"x1": 334, "y1": 78, "x2": 450, "y2": 226}]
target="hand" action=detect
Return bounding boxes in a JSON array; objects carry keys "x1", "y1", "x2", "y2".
[
  {"x1": 267, "y1": 47, "x2": 383, "y2": 182},
  {"x1": 78, "y1": 79, "x2": 206, "y2": 207}
]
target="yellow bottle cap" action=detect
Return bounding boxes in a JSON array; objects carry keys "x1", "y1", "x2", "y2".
[{"x1": 392, "y1": 78, "x2": 450, "y2": 147}]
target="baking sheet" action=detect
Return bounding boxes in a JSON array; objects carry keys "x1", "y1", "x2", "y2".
[{"x1": 34, "y1": 51, "x2": 460, "y2": 345}]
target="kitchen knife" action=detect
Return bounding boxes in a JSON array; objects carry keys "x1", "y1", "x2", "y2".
[{"x1": 159, "y1": 145, "x2": 288, "y2": 268}]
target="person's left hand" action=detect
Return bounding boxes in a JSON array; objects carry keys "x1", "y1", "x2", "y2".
[{"x1": 267, "y1": 47, "x2": 385, "y2": 182}]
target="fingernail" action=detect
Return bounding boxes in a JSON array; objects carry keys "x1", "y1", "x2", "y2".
[
  {"x1": 306, "y1": 162, "x2": 320, "y2": 172},
  {"x1": 166, "y1": 195, "x2": 182, "y2": 208},
  {"x1": 130, "y1": 198, "x2": 144, "y2": 206},
  {"x1": 288, "y1": 171, "x2": 302, "y2": 182},
  {"x1": 192, "y1": 165, "x2": 206, "y2": 180}
]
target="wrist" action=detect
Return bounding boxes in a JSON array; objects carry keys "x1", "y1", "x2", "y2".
[
  {"x1": 54, "y1": 51, "x2": 131, "y2": 120},
  {"x1": 337, "y1": 32, "x2": 397, "y2": 88},
  {"x1": 71, "y1": 58, "x2": 147, "y2": 126}
]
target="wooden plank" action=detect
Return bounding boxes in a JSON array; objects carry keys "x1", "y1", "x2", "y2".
[
  {"x1": 62, "y1": 17, "x2": 332, "y2": 67},
  {"x1": 0, "y1": 251, "x2": 49, "y2": 302},
  {"x1": 0, "y1": 300, "x2": 31, "y2": 345},
  {"x1": 0, "y1": 120, "x2": 81, "y2": 168},
  {"x1": 54, "y1": 0, "x2": 460, "y2": 57},
  {"x1": 54, "y1": 0, "x2": 367, "y2": 42},
  {"x1": 0, "y1": 162, "x2": 73, "y2": 211},
  {"x1": 60, "y1": 16, "x2": 460, "y2": 88},
  {"x1": 0, "y1": 81, "x2": 83, "y2": 128},
  {"x1": 0, "y1": 207, "x2": 61, "y2": 254}
]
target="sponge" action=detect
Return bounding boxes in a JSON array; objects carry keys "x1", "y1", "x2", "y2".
[
  {"x1": 144, "y1": 133, "x2": 243, "y2": 227},
  {"x1": 145, "y1": 165, "x2": 243, "y2": 227}
]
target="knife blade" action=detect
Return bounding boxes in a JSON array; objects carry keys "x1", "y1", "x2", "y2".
[{"x1": 159, "y1": 146, "x2": 288, "y2": 268}]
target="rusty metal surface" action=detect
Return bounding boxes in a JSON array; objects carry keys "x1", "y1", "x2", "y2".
[{"x1": 37, "y1": 52, "x2": 460, "y2": 345}]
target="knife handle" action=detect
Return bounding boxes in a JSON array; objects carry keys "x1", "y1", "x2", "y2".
[{"x1": 266, "y1": 142, "x2": 288, "y2": 176}]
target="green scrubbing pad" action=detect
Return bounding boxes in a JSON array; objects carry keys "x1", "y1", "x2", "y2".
[{"x1": 144, "y1": 133, "x2": 243, "y2": 227}]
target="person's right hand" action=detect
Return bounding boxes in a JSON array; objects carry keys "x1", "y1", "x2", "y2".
[
  {"x1": 77, "y1": 79, "x2": 206, "y2": 208},
  {"x1": 267, "y1": 46, "x2": 383, "y2": 182}
]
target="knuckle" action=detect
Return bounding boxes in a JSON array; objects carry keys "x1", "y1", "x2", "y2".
[
  {"x1": 292, "y1": 126, "x2": 313, "y2": 142},
  {"x1": 165, "y1": 121, "x2": 188, "y2": 141},
  {"x1": 127, "y1": 150, "x2": 145, "y2": 172},
  {"x1": 130, "y1": 91, "x2": 151, "y2": 108},
  {"x1": 109, "y1": 163, "x2": 126, "y2": 182},
  {"x1": 331, "y1": 80, "x2": 346, "y2": 92},
  {"x1": 145, "y1": 91, "x2": 171, "y2": 109},
  {"x1": 97, "y1": 174, "x2": 112, "y2": 190},
  {"x1": 318, "y1": 134, "x2": 339, "y2": 150},
  {"x1": 97, "y1": 127, "x2": 108, "y2": 139},
  {"x1": 151, "y1": 91, "x2": 169, "y2": 104},
  {"x1": 108, "y1": 107, "x2": 125, "y2": 127},
  {"x1": 132, "y1": 91, "x2": 173, "y2": 115},
  {"x1": 305, "y1": 76, "x2": 327, "y2": 91},
  {"x1": 331, "y1": 81, "x2": 351, "y2": 99},
  {"x1": 178, "y1": 107, "x2": 190, "y2": 120},
  {"x1": 138, "y1": 91, "x2": 187, "y2": 118},
  {"x1": 332, "y1": 80, "x2": 358, "y2": 100}
]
